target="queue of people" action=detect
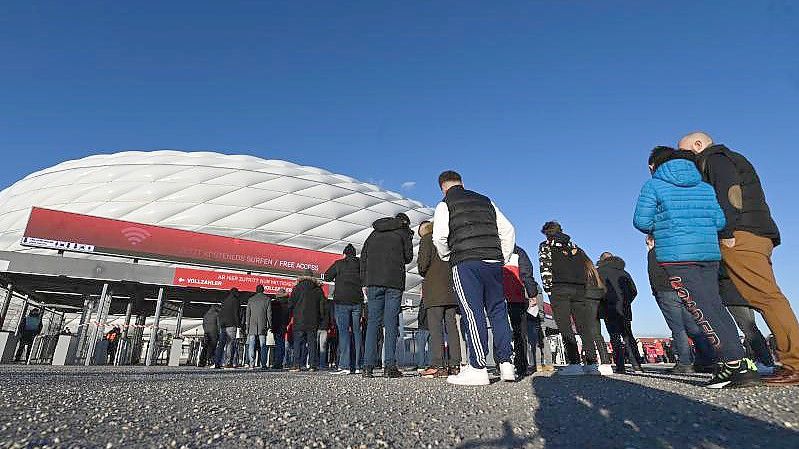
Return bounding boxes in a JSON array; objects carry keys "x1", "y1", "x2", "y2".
[{"x1": 197, "y1": 134, "x2": 798, "y2": 389}]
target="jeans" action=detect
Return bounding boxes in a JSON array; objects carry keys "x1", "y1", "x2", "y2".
[
  {"x1": 247, "y1": 334, "x2": 268, "y2": 368},
  {"x1": 427, "y1": 305, "x2": 462, "y2": 368},
  {"x1": 527, "y1": 314, "x2": 553, "y2": 367},
  {"x1": 221, "y1": 327, "x2": 238, "y2": 366},
  {"x1": 200, "y1": 332, "x2": 218, "y2": 366},
  {"x1": 334, "y1": 303, "x2": 363, "y2": 371},
  {"x1": 270, "y1": 328, "x2": 285, "y2": 368},
  {"x1": 365, "y1": 287, "x2": 403, "y2": 368},
  {"x1": 415, "y1": 329, "x2": 430, "y2": 367},
  {"x1": 452, "y1": 261, "x2": 513, "y2": 368},
  {"x1": 727, "y1": 305, "x2": 775, "y2": 366},
  {"x1": 550, "y1": 285, "x2": 601, "y2": 365},
  {"x1": 655, "y1": 290, "x2": 714, "y2": 365},
  {"x1": 664, "y1": 262, "x2": 746, "y2": 362},
  {"x1": 292, "y1": 329, "x2": 319, "y2": 369},
  {"x1": 318, "y1": 330, "x2": 329, "y2": 369}
]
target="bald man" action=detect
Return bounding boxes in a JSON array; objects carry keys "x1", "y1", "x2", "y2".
[{"x1": 680, "y1": 132, "x2": 799, "y2": 385}]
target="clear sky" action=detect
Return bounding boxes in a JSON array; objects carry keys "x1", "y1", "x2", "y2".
[{"x1": 1, "y1": 1, "x2": 797, "y2": 336}]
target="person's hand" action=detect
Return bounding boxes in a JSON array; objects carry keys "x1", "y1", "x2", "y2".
[{"x1": 720, "y1": 238, "x2": 736, "y2": 248}]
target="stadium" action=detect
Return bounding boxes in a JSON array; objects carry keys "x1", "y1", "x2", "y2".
[{"x1": 0, "y1": 150, "x2": 555, "y2": 367}]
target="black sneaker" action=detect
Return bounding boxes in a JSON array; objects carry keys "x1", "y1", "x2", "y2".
[
  {"x1": 362, "y1": 367, "x2": 375, "y2": 378},
  {"x1": 384, "y1": 366, "x2": 403, "y2": 378},
  {"x1": 706, "y1": 359, "x2": 760, "y2": 389}
]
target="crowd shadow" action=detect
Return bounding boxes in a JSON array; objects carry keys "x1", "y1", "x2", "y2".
[
  {"x1": 530, "y1": 375, "x2": 798, "y2": 449},
  {"x1": 455, "y1": 375, "x2": 798, "y2": 449}
]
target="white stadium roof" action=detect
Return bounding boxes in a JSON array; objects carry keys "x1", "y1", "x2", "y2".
[{"x1": 0, "y1": 150, "x2": 434, "y2": 294}]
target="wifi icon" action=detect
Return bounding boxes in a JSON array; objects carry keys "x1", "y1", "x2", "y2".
[{"x1": 121, "y1": 227, "x2": 152, "y2": 246}]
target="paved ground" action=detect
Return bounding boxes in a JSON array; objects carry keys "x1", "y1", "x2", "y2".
[{"x1": 0, "y1": 365, "x2": 797, "y2": 449}]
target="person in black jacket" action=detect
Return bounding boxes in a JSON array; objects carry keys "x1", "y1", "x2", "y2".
[
  {"x1": 417, "y1": 220, "x2": 462, "y2": 378},
  {"x1": 217, "y1": 288, "x2": 241, "y2": 368},
  {"x1": 289, "y1": 270, "x2": 326, "y2": 372},
  {"x1": 15, "y1": 308, "x2": 43, "y2": 362},
  {"x1": 360, "y1": 213, "x2": 414, "y2": 378},
  {"x1": 538, "y1": 226, "x2": 605, "y2": 376},
  {"x1": 325, "y1": 244, "x2": 365, "y2": 375},
  {"x1": 597, "y1": 252, "x2": 643, "y2": 373},
  {"x1": 270, "y1": 288, "x2": 291, "y2": 369},
  {"x1": 200, "y1": 304, "x2": 220, "y2": 367},
  {"x1": 682, "y1": 131, "x2": 799, "y2": 385}
]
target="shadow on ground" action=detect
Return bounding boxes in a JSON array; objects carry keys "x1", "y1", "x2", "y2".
[{"x1": 458, "y1": 375, "x2": 799, "y2": 449}]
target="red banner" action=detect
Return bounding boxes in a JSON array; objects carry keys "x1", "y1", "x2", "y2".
[
  {"x1": 172, "y1": 267, "x2": 330, "y2": 295},
  {"x1": 21, "y1": 207, "x2": 342, "y2": 276}
]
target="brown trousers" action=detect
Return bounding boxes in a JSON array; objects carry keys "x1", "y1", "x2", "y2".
[{"x1": 721, "y1": 231, "x2": 799, "y2": 370}]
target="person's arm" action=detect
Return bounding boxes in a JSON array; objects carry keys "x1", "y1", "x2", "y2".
[
  {"x1": 246, "y1": 300, "x2": 252, "y2": 331},
  {"x1": 705, "y1": 153, "x2": 739, "y2": 240},
  {"x1": 432, "y1": 202, "x2": 451, "y2": 262},
  {"x1": 324, "y1": 261, "x2": 338, "y2": 283},
  {"x1": 493, "y1": 203, "x2": 516, "y2": 263},
  {"x1": 265, "y1": 298, "x2": 272, "y2": 331},
  {"x1": 633, "y1": 180, "x2": 657, "y2": 233},
  {"x1": 359, "y1": 238, "x2": 369, "y2": 283},
  {"x1": 538, "y1": 242, "x2": 553, "y2": 296},
  {"x1": 623, "y1": 273, "x2": 638, "y2": 303},
  {"x1": 417, "y1": 238, "x2": 432, "y2": 277},
  {"x1": 402, "y1": 229, "x2": 413, "y2": 265},
  {"x1": 516, "y1": 247, "x2": 539, "y2": 298}
]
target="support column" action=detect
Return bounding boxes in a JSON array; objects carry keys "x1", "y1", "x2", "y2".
[
  {"x1": 85, "y1": 284, "x2": 109, "y2": 366},
  {"x1": 115, "y1": 298, "x2": 135, "y2": 366},
  {"x1": 0, "y1": 284, "x2": 13, "y2": 329},
  {"x1": 145, "y1": 287, "x2": 165, "y2": 367},
  {"x1": 14, "y1": 296, "x2": 30, "y2": 337},
  {"x1": 174, "y1": 301, "x2": 185, "y2": 337}
]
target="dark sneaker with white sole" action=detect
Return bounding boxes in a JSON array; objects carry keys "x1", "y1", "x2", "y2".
[{"x1": 706, "y1": 359, "x2": 760, "y2": 389}]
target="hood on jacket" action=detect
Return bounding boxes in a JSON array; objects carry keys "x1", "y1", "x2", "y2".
[
  {"x1": 551, "y1": 232, "x2": 572, "y2": 246},
  {"x1": 654, "y1": 159, "x2": 702, "y2": 188},
  {"x1": 418, "y1": 221, "x2": 433, "y2": 237},
  {"x1": 343, "y1": 244, "x2": 357, "y2": 258},
  {"x1": 297, "y1": 276, "x2": 320, "y2": 285},
  {"x1": 598, "y1": 255, "x2": 625, "y2": 271},
  {"x1": 372, "y1": 216, "x2": 405, "y2": 232}
]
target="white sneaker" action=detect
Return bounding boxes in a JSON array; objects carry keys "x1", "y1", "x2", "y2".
[
  {"x1": 583, "y1": 364, "x2": 602, "y2": 376},
  {"x1": 755, "y1": 362, "x2": 775, "y2": 375},
  {"x1": 354, "y1": 369, "x2": 362, "y2": 374},
  {"x1": 557, "y1": 364, "x2": 586, "y2": 376},
  {"x1": 499, "y1": 362, "x2": 517, "y2": 382},
  {"x1": 331, "y1": 369, "x2": 351, "y2": 375},
  {"x1": 598, "y1": 364, "x2": 614, "y2": 375},
  {"x1": 447, "y1": 365, "x2": 490, "y2": 386}
]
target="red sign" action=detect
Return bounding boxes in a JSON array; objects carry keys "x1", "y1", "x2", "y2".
[
  {"x1": 21, "y1": 207, "x2": 342, "y2": 276},
  {"x1": 173, "y1": 267, "x2": 330, "y2": 295}
]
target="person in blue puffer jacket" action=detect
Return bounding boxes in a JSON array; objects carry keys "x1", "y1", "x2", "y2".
[{"x1": 633, "y1": 146, "x2": 758, "y2": 389}]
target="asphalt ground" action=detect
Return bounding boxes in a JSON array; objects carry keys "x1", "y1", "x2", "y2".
[{"x1": 0, "y1": 365, "x2": 797, "y2": 449}]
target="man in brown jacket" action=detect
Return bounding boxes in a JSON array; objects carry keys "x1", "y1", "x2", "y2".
[
  {"x1": 417, "y1": 220, "x2": 462, "y2": 378},
  {"x1": 681, "y1": 131, "x2": 799, "y2": 385}
]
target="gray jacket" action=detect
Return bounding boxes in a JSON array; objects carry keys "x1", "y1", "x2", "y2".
[{"x1": 246, "y1": 293, "x2": 272, "y2": 336}]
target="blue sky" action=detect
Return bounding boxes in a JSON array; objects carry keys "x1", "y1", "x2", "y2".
[{"x1": 1, "y1": 1, "x2": 797, "y2": 335}]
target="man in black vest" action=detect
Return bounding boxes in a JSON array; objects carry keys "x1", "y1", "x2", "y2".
[
  {"x1": 680, "y1": 131, "x2": 799, "y2": 385},
  {"x1": 432, "y1": 170, "x2": 517, "y2": 386}
]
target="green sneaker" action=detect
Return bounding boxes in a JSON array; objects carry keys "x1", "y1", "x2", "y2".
[{"x1": 706, "y1": 359, "x2": 760, "y2": 389}]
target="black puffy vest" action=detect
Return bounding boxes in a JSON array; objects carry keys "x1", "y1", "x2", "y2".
[
  {"x1": 701, "y1": 145, "x2": 781, "y2": 246},
  {"x1": 443, "y1": 186, "x2": 503, "y2": 265}
]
